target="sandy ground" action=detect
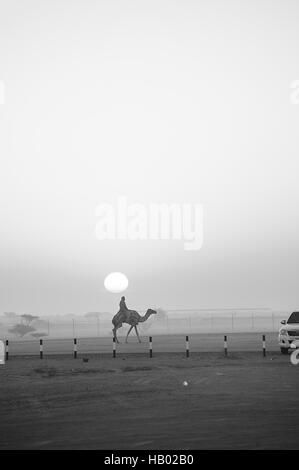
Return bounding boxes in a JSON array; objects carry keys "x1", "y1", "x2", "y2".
[{"x1": 0, "y1": 336, "x2": 299, "y2": 450}]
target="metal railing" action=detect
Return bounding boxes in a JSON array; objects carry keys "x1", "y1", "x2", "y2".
[{"x1": 0, "y1": 309, "x2": 286, "y2": 341}]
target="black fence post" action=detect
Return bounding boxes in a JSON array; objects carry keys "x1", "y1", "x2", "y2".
[
  {"x1": 262, "y1": 334, "x2": 266, "y2": 357},
  {"x1": 186, "y1": 336, "x2": 190, "y2": 358},
  {"x1": 5, "y1": 340, "x2": 9, "y2": 361},
  {"x1": 224, "y1": 335, "x2": 228, "y2": 356},
  {"x1": 113, "y1": 337, "x2": 116, "y2": 358},
  {"x1": 74, "y1": 338, "x2": 77, "y2": 359},
  {"x1": 149, "y1": 337, "x2": 153, "y2": 358},
  {"x1": 40, "y1": 339, "x2": 43, "y2": 359}
]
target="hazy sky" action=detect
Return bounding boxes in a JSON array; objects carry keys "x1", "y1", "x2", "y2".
[{"x1": 0, "y1": 0, "x2": 299, "y2": 315}]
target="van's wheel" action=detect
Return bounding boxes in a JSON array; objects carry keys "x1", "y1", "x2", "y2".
[{"x1": 280, "y1": 347, "x2": 289, "y2": 354}]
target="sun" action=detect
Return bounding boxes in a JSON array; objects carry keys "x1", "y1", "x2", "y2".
[{"x1": 104, "y1": 272, "x2": 129, "y2": 293}]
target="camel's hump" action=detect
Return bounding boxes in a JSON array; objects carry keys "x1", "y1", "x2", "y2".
[
  {"x1": 126, "y1": 310, "x2": 140, "y2": 323},
  {"x1": 112, "y1": 309, "x2": 140, "y2": 325}
]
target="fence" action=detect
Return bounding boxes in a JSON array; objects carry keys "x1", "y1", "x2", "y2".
[
  {"x1": 2, "y1": 332, "x2": 280, "y2": 357},
  {"x1": 0, "y1": 309, "x2": 287, "y2": 341}
]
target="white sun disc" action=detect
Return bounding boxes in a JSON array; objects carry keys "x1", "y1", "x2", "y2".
[{"x1": 104, "y1": 272, "x2": 129, "y2": 293}]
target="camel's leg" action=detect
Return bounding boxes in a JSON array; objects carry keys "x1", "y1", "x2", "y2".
[
  {"x1": 134, "y1": 325, "x2": 142, "y2": 343},
  {"x1": 112, "y1": 326, "x2": 120, "y2": 343},
  {"x1": 112, "y1": 327, "x2": 117, "y2": 342},
  {"x1": 115, "y1": 327, "x2": 120, "y2": 343},
  {"x1": 125, "y1": 325, "x2": 134, "y2": 343}
]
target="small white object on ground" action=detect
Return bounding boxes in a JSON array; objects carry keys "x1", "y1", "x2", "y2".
[{"x1": 183, "y1": 381, "x2": 188, "y2": 386}]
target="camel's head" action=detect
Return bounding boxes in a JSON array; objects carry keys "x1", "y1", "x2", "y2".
[{"x1": 147, "y1": 308, "x2": 157, "y2": 316}]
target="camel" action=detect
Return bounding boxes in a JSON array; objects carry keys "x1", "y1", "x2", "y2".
[{"x1": 112, "y1": 308, "x2": 157, "y2": 343}]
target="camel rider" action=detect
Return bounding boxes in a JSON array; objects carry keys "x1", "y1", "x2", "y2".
[{"x1": 119, "y1": 296, "x2": 128, "y2": 312}]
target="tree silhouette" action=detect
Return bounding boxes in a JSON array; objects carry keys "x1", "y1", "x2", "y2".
[
  {"x1": 8, "y1": 324, "x2": 36, "y2": 337},
  {"x1": 20, "y1": 314, "x2": 39, "y2": 325}
]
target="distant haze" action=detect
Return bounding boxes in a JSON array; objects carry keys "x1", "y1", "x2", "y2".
[{"x1": 0, "y1": 0, "x2": 299, "y2": 315}]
